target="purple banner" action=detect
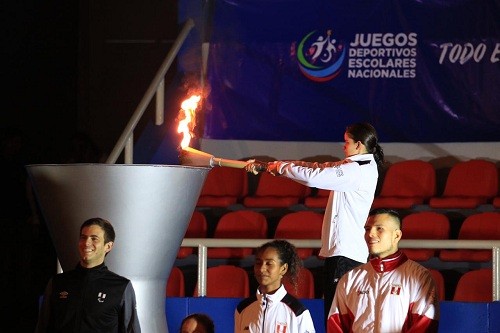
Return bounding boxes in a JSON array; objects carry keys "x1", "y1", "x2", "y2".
[{"x1": 179, "y1": 0, "x2": 500, "y2": 142}]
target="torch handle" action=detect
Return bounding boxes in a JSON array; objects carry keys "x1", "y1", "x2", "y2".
[
  {"x1": 210, "y1": 157, "x2": 248, "y2": 169},
  {"x1": 180, "y1": 146, "x2": 267, "y2": 171},
  {"x1": 211, "y1": 157, "x2": 268, "y2": 172}
]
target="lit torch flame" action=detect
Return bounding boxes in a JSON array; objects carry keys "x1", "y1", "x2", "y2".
[
  {"x1": 177, "y1": 94, "x2": 201, "y2": 149},
  {"x1": 176, "y1": 94, "x2": 263, "y2": 171}
]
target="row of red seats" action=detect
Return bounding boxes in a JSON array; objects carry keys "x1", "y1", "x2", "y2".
[
  {"x1": 167, "y1": 265, "x2": 314, "y2": 299},
  {"x1": 167, "y1": 264, "x2": 493, "y2": 302},
  {"x1": 403, "y1": 211, "x2": 500, "y2": 262},
  {"x1": 177, "y1": 210, "x2": 323, "y2": 259},
  {"x1": 179, "y1": 210, "x2": 500, "y2": 263},
  {"x1": 196, "y1": 158, "x2": 500, "y2": 210},
  {"x1": 373, "y1": 159, "x2": 499, "y2": 210}
]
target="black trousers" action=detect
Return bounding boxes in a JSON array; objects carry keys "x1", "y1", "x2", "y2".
[{"x1": 323, "y1": 256, "x2": 363, "y2": 326}]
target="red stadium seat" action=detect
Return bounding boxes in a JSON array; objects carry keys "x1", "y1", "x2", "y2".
[
  {"x1": 401, "y1": 212, "x2": 450, "y2": 261},
  {"x1": 372, "y1": 160, "x2": 436, "y2": 209},
  {"x1": 166, "y1": 266, "x2": 185, "y2": 297},
  {"x1": 177, "y1": 211, "x2": 208, "y2": 259},
  {"x1": 194, "y1": 265, "x2": 250, "y2": 298},
  {"x1": 428, "y1": 268, "x2": 445, "y2": 301},
  {"x1": 439, "y1": 212, "x2": 500, "y2": 262},
  {"x1": 207, "y1": 210, "x2": 268, "y2": 259},
  {"x1": 196, "y1": 167, "x2": 248, "y2": 207},
  {"x1": 283, "y1": 267, "x2": 315, "y2": 299},
  {"x1": 274, "y1": 211, "x2": 323, "y2": 259},
  {"x1": 429, "y1": 159, "x2": 498, "y2": 209},
  {"x1": 453, "y1": 268, "x2": 492, "y2": 302},
  {"x1": 304, "y1": 189, "x2": 330, "y2": 209},
  {"x1": 493, "y1": 197, "x2": 500, "y2": 208},
  {"x1": 243, "y1": 172, "x2": 311, "y2": 208}
]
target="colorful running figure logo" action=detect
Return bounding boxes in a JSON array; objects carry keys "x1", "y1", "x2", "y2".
[{"x1": 297, "y1": 29, "x2": 346, "y2": 82}]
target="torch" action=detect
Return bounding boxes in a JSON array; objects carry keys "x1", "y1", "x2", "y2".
[
  {"x1": 180, "y1": 146, "x2": 267, "y2": 172},
  {"x1": 176, "y1": 94, "x2": 267, "y2": 172}
]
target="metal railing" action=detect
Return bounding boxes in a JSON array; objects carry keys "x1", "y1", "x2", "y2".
[
  {"x1": 106, "y1": 18, "x2": 195, "y2": 164},
  {"x1": 181, "y1": 238, "x2": 500, "y2": 300}
]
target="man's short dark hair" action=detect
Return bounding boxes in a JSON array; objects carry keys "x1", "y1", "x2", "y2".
[
  {"x1": 80, "y1": 217, "x2": 115, "y2": 243},
  {"x1": 368, "y1": 208, "x2": 401, "y2": 229}
]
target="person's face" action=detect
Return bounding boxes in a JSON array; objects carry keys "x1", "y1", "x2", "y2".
[
  {"x1": 181, "y1": 318, "x2": 207, "y2": 333},
  {"x1": 364, "y1": 213, "x2": 402, "y2": 259},
  {"x1": 79, "y1": 225, "x2": 113, "y2": 268},
  {"x1": 254, "y1": 247, "x2": 287, "y2": 294},
  {"x1": 343, "y1": 132, "x2": 360, "y2": 157}
]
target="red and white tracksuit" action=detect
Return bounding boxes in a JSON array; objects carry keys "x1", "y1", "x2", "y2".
[
  {"x1": 327, "y1": 251, "x2": 439, "y2": 333},
  {"x1": 235, "y1": 284, "x2": 316, "y2": 333}
]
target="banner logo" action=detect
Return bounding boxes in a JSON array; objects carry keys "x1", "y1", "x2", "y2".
[
  {"x1": 348, "y1": 33, "x2": 418, "y2": 78},
  {"x1": 297, "y1": 29, "x2": 346, "y2": 82}
]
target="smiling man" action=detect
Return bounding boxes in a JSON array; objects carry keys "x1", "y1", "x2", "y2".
[
  {"x1": 35, "y1": 217, "x2": 141, "y2": 333},
  {"x1": 327, "y1": 208, "x2": 439, "y2": 333}
]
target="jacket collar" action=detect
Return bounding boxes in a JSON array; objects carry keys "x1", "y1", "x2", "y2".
[
  {"x1": 348, "y1": 153, "x2": 374, "y2": 162},
  {"x1": 369, "y1": 250, "x2": 408, "y2": 273},
  {"x1": 75, "y1": 261, "x2": 107, "y2": 272},
  {"x1": 257, "y1": 284, "x2": 287, "y2": 306}
]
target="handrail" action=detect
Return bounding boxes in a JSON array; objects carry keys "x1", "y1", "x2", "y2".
[
  {"x1": 181, "y1": 238, "x2": 500, "y2": 300},
  {"x1": 106, "y1": 18, "x2": 195, "y2": 164}
]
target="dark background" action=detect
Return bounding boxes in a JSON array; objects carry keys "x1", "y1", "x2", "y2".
[
  {"x1": 3, "y1": 2, "x2": 181, "y2": 163},
  {"x1": 2, "y1": 2, "x2": 180, "y2": 331}
]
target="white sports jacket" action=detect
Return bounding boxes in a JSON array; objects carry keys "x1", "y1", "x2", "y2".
[
  {"x1": 327, "y1": 251, "x2": 439, "y2": 333},
  {"x1": 235, "y1": 284, "x2": 316, "y2": 333},
  {"x1": 276, "y1": 154, "x2": 377, "y2": 262}
]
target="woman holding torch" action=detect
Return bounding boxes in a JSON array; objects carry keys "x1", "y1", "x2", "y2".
[{"x1": 245, "y1": 122, "x2": 385, "y2": 327}]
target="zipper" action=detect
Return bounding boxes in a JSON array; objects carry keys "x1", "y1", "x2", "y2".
[{"x1": 261, "y1": 294, "x2": 268, "y2": 333}]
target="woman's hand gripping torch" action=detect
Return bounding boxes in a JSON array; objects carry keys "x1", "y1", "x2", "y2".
[{"x1": 179, "y1": 147, "x2": 268, "y2": 173}]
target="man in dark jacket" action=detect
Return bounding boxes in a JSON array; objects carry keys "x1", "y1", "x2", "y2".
[{"x1": 35, "y1": 217, "x2": 141, "y2": 333}]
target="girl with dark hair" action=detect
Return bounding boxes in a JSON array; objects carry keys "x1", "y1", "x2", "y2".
[
  {"x1": 245, "y1": 122, "x2": 385, "y2": 325},
  {"x1": 234, "y1": 239, "x2": 316, "y2": 333}
]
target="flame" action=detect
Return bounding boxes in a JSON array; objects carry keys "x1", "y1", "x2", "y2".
[{"x1": 177, "y1": 95, "x2": 201, "y2": 148}]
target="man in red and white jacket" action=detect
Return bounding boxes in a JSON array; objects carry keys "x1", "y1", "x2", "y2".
[{"x1": 327, "y1": 208, "x2": 439, "y2": 333}]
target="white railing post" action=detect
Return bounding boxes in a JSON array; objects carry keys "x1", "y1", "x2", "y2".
[
  {"x1": 198, "y1": 244, "x2": 208, "y2": 297},
  {"x1": 493, "y1": 247, "x2": 499, "y2": 301}
]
